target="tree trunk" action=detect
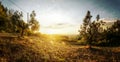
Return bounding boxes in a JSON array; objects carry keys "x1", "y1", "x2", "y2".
[{"x1": 21, "y1": 29, "x2": 24, "y2": 37}]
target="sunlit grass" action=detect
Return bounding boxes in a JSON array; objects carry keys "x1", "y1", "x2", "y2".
[{"x1": 0, "y1": 34, "x2": 120, "y2": 62}]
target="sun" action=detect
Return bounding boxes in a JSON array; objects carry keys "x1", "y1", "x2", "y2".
[
  {"x1": 41, "y1": 29, "x2": 58, "y2": 34},
  {"x1": 46, "y1": 29, "x2": 55, "y2": 34}
]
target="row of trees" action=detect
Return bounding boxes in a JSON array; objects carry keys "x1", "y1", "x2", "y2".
[
  {"x1": 0, "y1": 2, "x2": 40, "y2": 36},
  {"x1": 79, "y1": 11, "x2": 120, "y2": 47}
]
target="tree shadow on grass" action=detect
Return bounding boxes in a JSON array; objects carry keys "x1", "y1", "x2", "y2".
[{"x1": 75, "y1": 47, "x2": 120, "y2": 62}]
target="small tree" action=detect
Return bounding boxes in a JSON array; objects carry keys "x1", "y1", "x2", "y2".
[
  {"x1": 79, "y1": 11, "x2": 92, "y2": 48},
  {"x1": 96, "y1": 14, "x2": 100, "y2": 21},
  {"x1": 88, "y1": 15, "x2": 105, "y2": 45},
  {"x1": 105, "y1": 20, "x2": 120, "y2": 46},
  {"x1": 11, "y1": 11, "x2": 28, "y2": 36},
  {"x1": 29, "y1": 11, "x2": 40, "y2": 33},
  {"x1": 79, "y1": 11, "x2": 105, "y2": 48}
]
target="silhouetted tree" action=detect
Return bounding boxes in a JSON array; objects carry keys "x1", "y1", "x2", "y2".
[
  {"x1": 79, "y1": 11, "x2": 106, "y2": 48},
  {"x1": 103, "y1": 20, "x2": 120, "y2": 46},
  {"x1": 89, "y1": 15, "x2": 105, "y2": 45},
  {"x1": 0, "y1": 1, "x2": 9, "y2": 32},
  {"x1": 0, "y1": 1, "x2": 40, "y2": 37},
  {"x1": 96, "y1": 14, "x2": 100, "y2": 21},
  {"x1": 79, "y1": 11, "x2": 92, "y2": 48}
]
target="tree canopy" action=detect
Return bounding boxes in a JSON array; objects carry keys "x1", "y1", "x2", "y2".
[
  {"x1": 0, "y1": 2, "x2": 40, "y2": 36},
  {"x1": 79, "y1": 11, "x2": 120, "y2": 47}
]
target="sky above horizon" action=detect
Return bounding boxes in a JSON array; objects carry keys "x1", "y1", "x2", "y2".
[{"x1": 1, "y1": 0, "x2": 120, "y2": 34}]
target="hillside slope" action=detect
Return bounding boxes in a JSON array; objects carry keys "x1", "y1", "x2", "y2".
[{"x1": 0, "y1": 35, "x2": 120, "y2": 62}]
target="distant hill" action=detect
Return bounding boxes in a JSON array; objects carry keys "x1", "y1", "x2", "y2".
[{"x1": 100, "y1": 18, "x2": 117, "y2": 29}]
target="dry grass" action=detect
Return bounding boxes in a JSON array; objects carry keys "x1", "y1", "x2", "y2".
[{"x1": 0, "y1": 35, "x2": 120, "y2": 62}]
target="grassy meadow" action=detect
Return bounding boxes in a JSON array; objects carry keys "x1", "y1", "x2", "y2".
[{"x1": 0, "y1": 34, "x2": 120, "y2": 62}]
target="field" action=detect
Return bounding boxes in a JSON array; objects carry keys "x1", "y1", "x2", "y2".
[{"x1": 0, "y1": 34, "x2": 120, "y2": 62}]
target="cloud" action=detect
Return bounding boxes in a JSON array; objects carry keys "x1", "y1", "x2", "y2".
[
  {"x1": 40, "y1": 23, "x2": 80, "y2": 34},
  {"x1": 42, "y1": 23, "x2": 75, "y2": 29}
]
